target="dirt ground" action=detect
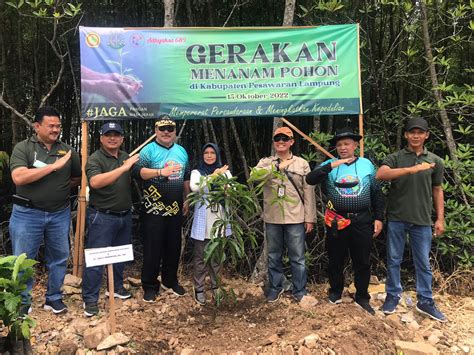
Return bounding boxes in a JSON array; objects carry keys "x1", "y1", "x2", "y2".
[{"x1": 18, "y1": 269, "x2": 474, "y2": 354}]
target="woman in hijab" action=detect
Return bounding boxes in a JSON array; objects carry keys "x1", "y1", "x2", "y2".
[{"x1": 190, "y1": 143, "x2": 231, "y2": 305}]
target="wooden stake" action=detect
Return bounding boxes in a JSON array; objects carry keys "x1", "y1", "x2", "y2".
[
  {"x1": 107, "y1": 264, "x2": 116, "y2": 334},
  {"x1": 73, "y1": 121, "x2": 89, "y2": 276},
  {"x1": 280, "y1": 117, "x2": 334, "y2": 159}
]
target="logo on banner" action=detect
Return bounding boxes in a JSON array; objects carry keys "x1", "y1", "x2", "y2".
[
  {"x1": 130, "y1": 33, "x2": 145, "y2": 47},
  {"x1": 108, "y1": 34, "x2": 126, "y2": 49},
  {"x1": 85, "y1": 32, "x2": 101, "y2": 48}
]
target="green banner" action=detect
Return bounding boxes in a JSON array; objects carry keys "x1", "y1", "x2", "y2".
[{"x1": 80, "y1": 25, "x2": 361, "y2": 120}]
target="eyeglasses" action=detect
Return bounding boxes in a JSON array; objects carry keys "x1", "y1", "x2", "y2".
[
  {"x1": 157, "y1": 125, "x2": 175, "y2": 132},
  {"x1": 273, "y1": 135, "x2": 292, "y2": 142}
]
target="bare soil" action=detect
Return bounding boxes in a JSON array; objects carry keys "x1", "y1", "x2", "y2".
[{"x1": 23, "y1": 271, "x2": 474, "y2": 354}]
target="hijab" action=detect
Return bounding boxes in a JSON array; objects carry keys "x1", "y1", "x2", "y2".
[{"x1": 196, "y1": 143, "x2": 223, "y2": 176}]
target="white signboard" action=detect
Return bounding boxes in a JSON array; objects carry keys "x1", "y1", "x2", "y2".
[{"x1": 84, "y1": 244, "x2": 134, "y2": 267}]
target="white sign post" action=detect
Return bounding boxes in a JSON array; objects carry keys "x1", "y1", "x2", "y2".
[{"x1": 84, "y1": 244, "x2": 134, "y2": 333}]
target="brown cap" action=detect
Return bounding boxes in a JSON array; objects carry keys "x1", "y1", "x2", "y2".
[{"x1": 273, "y1": 127, "x2": 293, "y2": 138}]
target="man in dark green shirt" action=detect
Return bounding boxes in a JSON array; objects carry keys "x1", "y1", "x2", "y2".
[
  {"x1": 376, "y1": 117, "x2": 446, "y2": 322},
  {"x1": 82, "y1": 122, "x2": 139, "y2": 317},
  {"x1": 9, "y1": 106, "x2": 81, "y2": 315}
]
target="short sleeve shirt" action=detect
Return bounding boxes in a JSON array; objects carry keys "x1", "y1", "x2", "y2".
[
  {"x1": 383, "y1": 147, "x2": 444, "y2": 225},
  {"x1": 10, "y1": 136, "x2": 81, "y2": 212},
  {"x1": 86, "y1": 148, "x2": 132, "y2": 211},
  {"x1": 136, "y1": 141, "x2": 190, "y2": 217}
]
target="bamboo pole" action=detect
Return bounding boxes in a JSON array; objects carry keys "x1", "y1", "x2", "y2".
[
  {"x1": 356, "y1": 23, "x2": 365, "y2": 157},
  {"x1": 130, "y1": 133, "x2": 156, "y2": 156},
  {"x1": 73, "y1": 121, "x2": 89, "y2": 276},
  {"x1": 280, "y1": 117, "x2": 334, "y2": 159}
]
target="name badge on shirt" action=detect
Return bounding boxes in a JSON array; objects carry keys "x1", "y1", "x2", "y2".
[
  {"x1": 277, "y1": 185, "x2": 286, "y2": 198},
  {"x1": 33, "y1": 160, "x2": 48, "y2": 168}
]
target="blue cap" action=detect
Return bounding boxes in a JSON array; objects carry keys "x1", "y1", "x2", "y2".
[{"x1": 100, "y1": 122, "x2": 124, "y2": 135}]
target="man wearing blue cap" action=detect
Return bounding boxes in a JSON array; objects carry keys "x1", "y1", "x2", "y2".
[
  {"x1": 377, "y1": 117, "x2": 447, "y2": 322},
  {"x1": 82, "y1": 122, "x2": 139, "y2": 317}
]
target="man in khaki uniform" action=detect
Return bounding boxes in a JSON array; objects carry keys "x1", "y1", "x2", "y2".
[{"x1": 254, "y1": 126, "x2": 316, "y2": 303}]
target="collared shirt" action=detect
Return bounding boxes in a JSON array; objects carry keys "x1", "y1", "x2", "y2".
[
  {"x1": 255, "y1": 154, "x2": 316, "y2": 224},
  {"x1": 86, "y1": 147, "x2": 132, "y2": 211},
  {"x1": 10, "y1": 135, "x2": 81, "y2": 212},
  {"x1": 383, "y1": 147, "x2": 444, "y2": 225},
  {"x1": 133, "y1": 141, "x2": 190, "y2": 217}
]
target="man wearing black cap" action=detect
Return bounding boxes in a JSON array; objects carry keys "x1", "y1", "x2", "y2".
[
  {"x1": 377, "y1": 117, "x2": 447, "y2": 322},
  {"x1": 306, "y1": 127, "x2": 384, "y2": 314},
  {"x1": 82, "y1": 122, "x2": 139, "y2": 316},
  {"x1": 133, "y1": 115, "x2": 190, "y2": 302}
]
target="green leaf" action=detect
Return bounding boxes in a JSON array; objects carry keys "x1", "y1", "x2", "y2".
[
  {"x1": 5, "y1": 294, "x2": 21, "y2": 313},
  {"x1": 21, "y1": 320, "x2": 31, "y2": 339},
  {"x1": 0, "y1": 255, "x2": 17, "y2": 265},
  {"x1": 12, "y1": 254, "x2": 27, "y2": 281}
]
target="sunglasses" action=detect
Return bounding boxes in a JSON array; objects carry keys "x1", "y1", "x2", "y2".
[
  {"x1": 157, "y1": 125, "x2": 175, "y2": 132},
  {"x1": 273, "y1": 135, "x2": 292, "y2": 142}
]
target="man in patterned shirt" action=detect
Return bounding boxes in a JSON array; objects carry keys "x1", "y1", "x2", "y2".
[
  {"x1": 306, "y1": 127, "x2": 384, "y2": 314},
  {"x1": 133, "y1": 115, "x2": 190, "y2": 302}
]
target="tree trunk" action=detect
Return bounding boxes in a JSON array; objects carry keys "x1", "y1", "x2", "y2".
[
  {"x1": 163, "y1": 0, "x2": 175, "y2": 27},
  {"x1": 419, "y1": 0, "x2": 468, "y2": 206},
  {"x1": 208, "y1": 119, "x2": 218, "y2": 146},
  {"x1": 220, "y1": 119, "x2": 233, "y2": 172},
  {"x1": 229, "y1": 118, "x2": 249, "y2": 180},
  {"x1": 202, "y1": 119, "x2": 210, "y2": 143}
]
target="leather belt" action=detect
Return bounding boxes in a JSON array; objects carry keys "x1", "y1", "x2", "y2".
[{"x1": 90, "y1": 206, "x2": 130, "y2": 217}]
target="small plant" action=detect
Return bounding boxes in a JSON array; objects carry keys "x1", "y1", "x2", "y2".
[
  {"x1": 0, "y1": 254, "x2": 37, "y2": 344},
  {"x1": 187, "y1": 173, "x2": 259, "y2": 306}
]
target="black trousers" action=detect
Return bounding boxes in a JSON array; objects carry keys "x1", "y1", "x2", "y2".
[
  {"x1": 140, "y1": 213, "x2": 183, "y2": 292},
  {"x1": 326, "y1": 220, "x2": 372, "y2": 301}
]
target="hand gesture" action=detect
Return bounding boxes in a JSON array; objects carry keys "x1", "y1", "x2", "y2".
[
  {"x1": 373, "y1": 220, "x2": 383, "y2": 238},
  {"x1": 51, "y1": 151, "x2": 72, "y2": 171},
  {"x1": 213, "y1": 165, "x2": 229, "y2": 176},
  {"x1": 411, "y1": 162, "x2": 435, "y2": 174},
  {"x1": 122, "y1": 154, "x2": 140, "y2": 170},
  {"x1": 331, "y1": 157, "x2": 355, "y2": 169},
  {"x1": 433, "y1": 219, "x2": 445, "y2": 237},
  {"x1": 161, "y1": 162, "x2": 182, "y2": 177},
  {"x1": 278, "y1": 158, "x2": 295, "y2": 171}
]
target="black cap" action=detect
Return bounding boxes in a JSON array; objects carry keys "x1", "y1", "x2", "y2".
[
  {"x1": 155, "y1": 114, "x2": 176, "y2": 127},
  {"x1": 405, "y1": 117, "x2": 428, "y2": 132},
  {"x1": 330, "y1": 127, "x2": 362, "y2": 145},
  {"x1": 100, "y1": 122, "x2": 124, "y2": 135}
]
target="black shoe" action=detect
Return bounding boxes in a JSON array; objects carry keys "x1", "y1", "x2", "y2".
[
  {"x1": 83, "y1": 302, "x2": 99, "y2": 317},
  {"x1": 266, "y1": 289, "x2": 284, "y2": 303},
  {"x1": 43, "y1": 299, "x2": 67, "y2": 314},
  {"x1": 328, "y1": 293, "x2": 342, "y2": 305},
  {"x1": 162, "y1": 283, "x2": 186, "y2": 296},
  {"x1": 143, "y1": 289, "x2": 157, "y2": 303},
  {"x1": 105, "y1": 288, "x2": 132, "y2": 300},
  {"x1": 356, "y1": 300, "x2": 375, "y2": 315},
  {"x1": 19, "y1": 304, "x2": 32, "y2": 318}
]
